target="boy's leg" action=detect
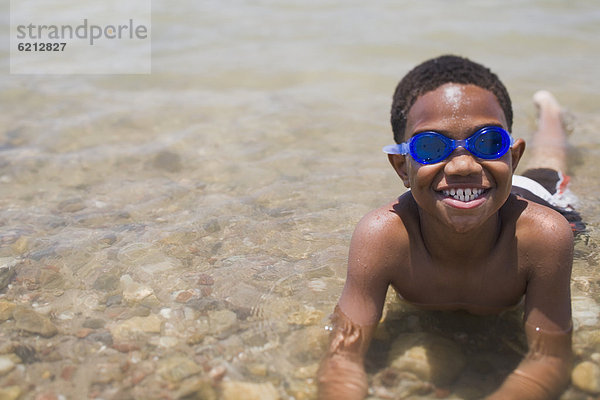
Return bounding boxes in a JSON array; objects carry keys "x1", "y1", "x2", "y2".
[
  {"x1": 513, "y1": 90, "x2": 585, "y2": 233},
  {"x1": 523, "y1": 90, "x2": 568, "y2": 173}
]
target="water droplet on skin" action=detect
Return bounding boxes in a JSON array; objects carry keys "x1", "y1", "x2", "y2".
[{"x1": 444, "y1": 85, "x2": 463, "y2": 112}]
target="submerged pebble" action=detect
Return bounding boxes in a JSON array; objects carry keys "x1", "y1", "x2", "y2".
[
  {"x1": 13, "y1": 344, "x2": 37, "y2": 364},
  {"x1": 120, "y1": 274, "x2": 154, "y2": 303},
  {"x1": 0, "y1": 258, "x2": 18, "y2": 290},
  {"x1": 175, "y1": 378, "x2": 217, "y2": 400},
  {"x1": 93, "y1": 273, "x2": 120, "y2": 292},
  {"x1": 0, "y1": 356, "x2": 16, "y2": 376},
  {"x1": 572, "y1": 361, "x2": 600, "y2": 394},
  {"x1": 92, "y1": 362, "x2": 124, "y2": 384},
  {"x1": 285, "y1": 325, "x2": 328, "y2": 363},
  {"x1": 158, "y1": 356, "x2": 202, "y2": 383},
  {"x1": 87, "y1": 331, "x2": 114, "y2": 346},
  {"x1": 56, "y1": 198, "x2": 86, "y2": 213},
  {"x1": 572, "y1": 296, "x2": 600, "y2": 328},
  {"x1": 221, "y1": 381, "x2": 280, "y2": 400},
  {"x1": 0, "y1": 300, "x2": 16, "y2": 321},
  {"x1": 12, "y1": 307, "x2": 58, "y2": 337},
  {"x1": 387, "y1": 332, "x2": 466, "y2": 386},
  {"x1": 287, "y1": 379, "x2": 317, "y2": 400},
  {"x1": 208, "y1": 309, "x2": 238, "y2": 337},
  {"x1": 0, "y1": 386, "x2": 21, "y2": 400},
  {"x1": 110, "y1": 314, "x2": 163, "y2": 343},
  {"x1": 247, "y1": 362, "x2": 269, "y2": 377},
  {"x1": 11, "y1": 236, "x2": 30, "y2": 255},
  {"x1": 152, "y1": 150, "x2": 182, "y2": 173},
  {"x1": 82, "y1": 318, "x2": 106, "y2": 329},
  {"x1": 38, "y1": 268, "x2": 65, "y2": 290}
]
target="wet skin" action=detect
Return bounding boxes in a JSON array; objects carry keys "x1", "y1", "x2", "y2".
[
  {"x1": 319, "y1": 84, "x2": 574, "y2": 400},
  {"x1": 393, "y1": 83, "x2": 519, "y2": 236}
]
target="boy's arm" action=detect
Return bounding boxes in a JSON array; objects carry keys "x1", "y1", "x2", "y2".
[
  {"x1": 318, "y1": 210, "x2": 399, "y2": 400},
  {"x1": 316, "y1": 305, "x2": 378, "y2": 400},
  {"x1": 487, "y1": 213, "x2": 574, "y2": 400}
]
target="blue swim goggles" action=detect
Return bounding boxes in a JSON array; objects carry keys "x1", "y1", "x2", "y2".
[{"x1": 382, "y1": 126, "x2": 514, "y2": 165}]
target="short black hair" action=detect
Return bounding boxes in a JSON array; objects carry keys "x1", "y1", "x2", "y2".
[{"x1": 390, "y1": 55, "x2": 513, "y2": 143}]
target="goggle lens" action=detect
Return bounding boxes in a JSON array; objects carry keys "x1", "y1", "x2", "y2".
[
  {"x1": 471, "y1": 129, "x2": 507, "y2": 159},
  {"x1": 412, "y1": 133, "x2": 451, "y2": 164}
]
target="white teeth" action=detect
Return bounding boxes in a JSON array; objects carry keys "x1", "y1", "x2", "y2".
[{"x1": 441, "y1": 188, "x2": 484, "y2": 202}]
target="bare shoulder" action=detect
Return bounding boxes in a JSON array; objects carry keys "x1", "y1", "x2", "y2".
[
  {"x1": 352, "y1": 194, "x2": 413, "y2": 251},
  {"x1": 348, "y1": 193, "x2": 415, "y2": 275},
  {"x1": 513, "y1": 198, "x2": 574, "y2": 270}
]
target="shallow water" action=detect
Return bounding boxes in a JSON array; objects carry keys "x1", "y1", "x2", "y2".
[{"x1": 1, "y1": 0, "x2": 600, "y2": 399}]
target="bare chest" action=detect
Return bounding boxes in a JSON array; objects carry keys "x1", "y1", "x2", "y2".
[{"x1": 390, "y1": 253, "x2": 527, "y2": 314}]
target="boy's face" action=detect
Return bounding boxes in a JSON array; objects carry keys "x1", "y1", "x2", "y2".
[{"x1": 389, "y1": 83, "x2": 525, "y2": 233}]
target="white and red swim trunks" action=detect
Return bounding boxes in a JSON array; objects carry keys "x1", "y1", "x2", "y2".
[{"x1": 512, "y1": 168, "x2": 585, "y2": 233}]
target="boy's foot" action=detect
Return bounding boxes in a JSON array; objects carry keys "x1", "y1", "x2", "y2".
[
  {"x1": 525, "y1": 90, "x2": 570, "y2": 173},
  {"x1": 533, "y1": 90, "x2": 561, "y2": 115},
  {"x1": 533, "y1": 90, "x2": 574, "y2": 135}
]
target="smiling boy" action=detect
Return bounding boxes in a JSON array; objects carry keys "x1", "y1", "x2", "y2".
[{"x1": 318, "y1": 55, "x2": 578, "y2": 399}]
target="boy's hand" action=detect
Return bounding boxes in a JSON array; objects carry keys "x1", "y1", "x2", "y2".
[
  {"x1": 317, "y1": 353, "x2": 368, "y2": 400},
  {"x1": 317, "y1": 305, "x2": 376, "y2": 400}
]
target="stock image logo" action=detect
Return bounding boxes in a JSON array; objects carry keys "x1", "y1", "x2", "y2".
[
  {"x1": 16, "y1": 19, "x2": 149, "y2": 46},
  {"x1": 10, "y1": 0, "x2": 151, "y2": 74}
]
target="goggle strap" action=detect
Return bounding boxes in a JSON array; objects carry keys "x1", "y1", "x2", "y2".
[{"x1": 382, "y1": 143, "x2": 409, "y2": 155}]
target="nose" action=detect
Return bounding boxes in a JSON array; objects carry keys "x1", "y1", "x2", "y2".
[{"x1": 443, "y1": 147, "x2": 482, "y2": 176}]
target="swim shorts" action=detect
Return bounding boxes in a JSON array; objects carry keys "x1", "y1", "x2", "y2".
[{"x1": 512, "y1": 168, "x2": 585, "y2": 234}]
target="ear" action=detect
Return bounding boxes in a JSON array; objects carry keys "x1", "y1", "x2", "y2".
[
  {"x1": 510, "y1": 138, "x2": 526, "y2": 172},
  {"x1": 388, "y1": 154, "x2": 411, "y2": 188}
]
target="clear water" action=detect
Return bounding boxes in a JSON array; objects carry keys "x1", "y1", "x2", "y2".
[{"x1": 1, "y1": 0, "x2": 599, "y2": 398}]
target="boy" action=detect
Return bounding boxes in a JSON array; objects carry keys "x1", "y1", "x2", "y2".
[{"x1": 318, "y1": 55, "x2": 579, "y2": 399}]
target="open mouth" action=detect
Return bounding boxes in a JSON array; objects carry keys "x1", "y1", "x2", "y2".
[{"x1": 441, "y1": 188, "x2": 486, "y2": 202}]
